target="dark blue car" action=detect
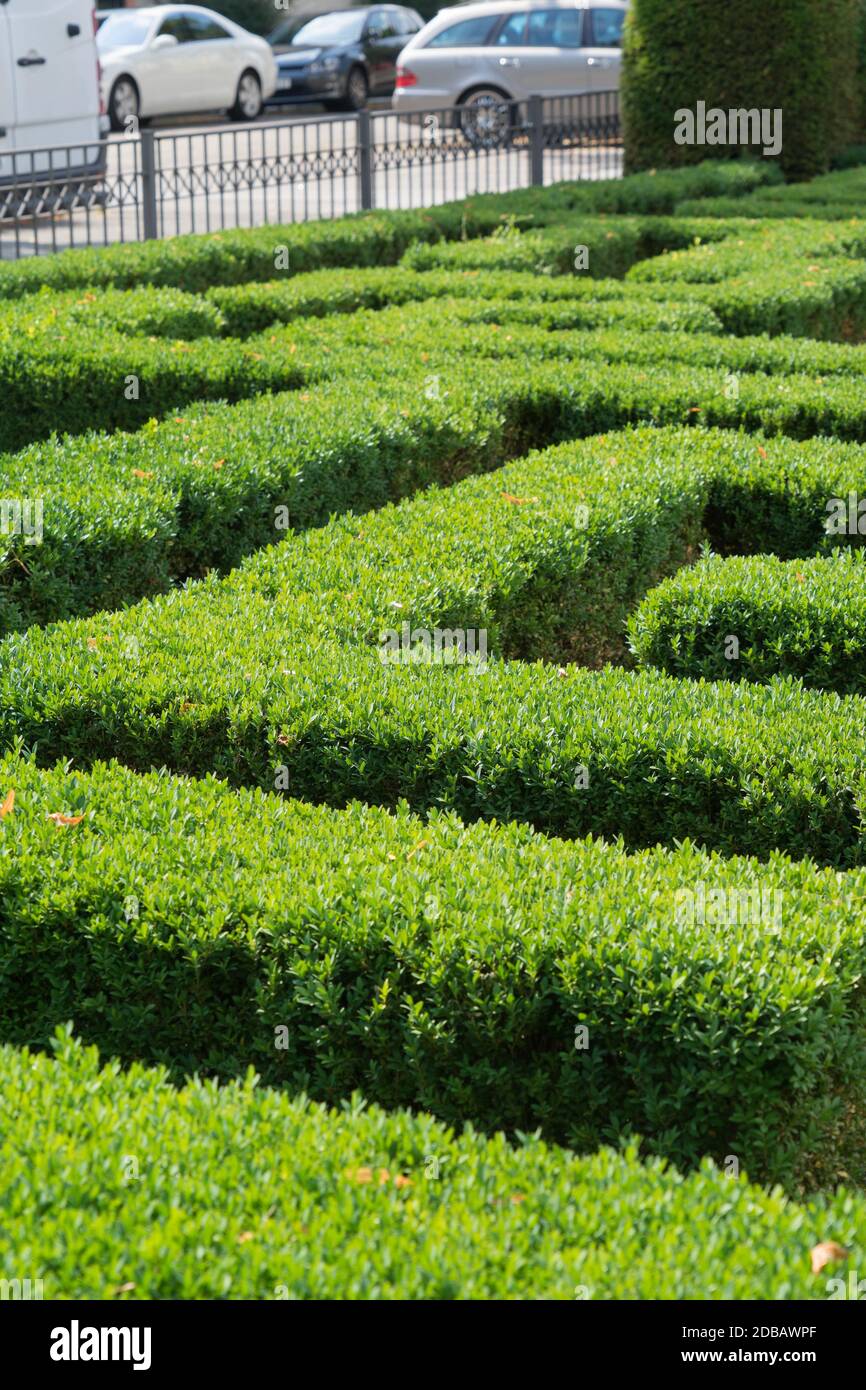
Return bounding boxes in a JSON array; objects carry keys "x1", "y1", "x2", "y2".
[{"x1": 267, "y1": 6, "x2": 424, "y2": 111}]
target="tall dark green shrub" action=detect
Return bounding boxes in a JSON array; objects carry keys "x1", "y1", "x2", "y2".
[
  {"x1": 622, "y1": 0, "x2": 861, "y2": 179},
  {"x1": 857, "y1": 0, "x2": 866, "y2": 139}
]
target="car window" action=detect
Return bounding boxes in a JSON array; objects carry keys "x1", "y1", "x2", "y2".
[
  {"x1": 494, "y1": 13, "x2": 528, "y2": 46},
  {"x1": 393, "y1": 10, "x2": 420, "y2": 34},
  {"x1": 96, "y1": 14, "x2": 153, "y2": 50},
  {"x1": 184, "y1": 15, "x2": 231, "y2": 41},
  {"x1": 157, "y1": 16, "x2": 193, "y2": 43},
  {"x1": 588, "y1": 7, "x2": 625, "y2": 46},
  {"x1": 526, "y1": 8, "x2": 583, "y2": 47},
  {"x1": 368, "y1": 9, "x2": 397, "y2": 38},
  {"x1": 291, "y1": 14, "x2": 366, "y2": 45},
  {"x1": 424, "y1": 16, "x2": 499, "y2": 47}
]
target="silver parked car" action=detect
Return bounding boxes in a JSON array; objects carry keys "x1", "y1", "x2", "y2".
[{"x1": 393, "y1": 0, "x2": 626, "y2": 138}]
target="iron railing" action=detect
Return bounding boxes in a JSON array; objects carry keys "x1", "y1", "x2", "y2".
[{"x1": 0, "y1": 91, "x2": 622, "y2": 259}]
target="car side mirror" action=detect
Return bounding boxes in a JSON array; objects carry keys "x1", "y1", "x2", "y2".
[
  {"x1": 151, "y1": 33, "x2": 179, "y2": 51},
  {"x1": 365, "y1": 24, "x2": 385, "y2": 40}
]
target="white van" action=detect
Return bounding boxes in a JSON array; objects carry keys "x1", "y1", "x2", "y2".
[{"x1": 0, "y1": 0, "x2": 107, "y2": 183}]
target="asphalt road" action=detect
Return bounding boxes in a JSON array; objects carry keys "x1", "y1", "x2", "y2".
[{"x1": 0, "y1": 102, "x2": 622, "y2": 258}]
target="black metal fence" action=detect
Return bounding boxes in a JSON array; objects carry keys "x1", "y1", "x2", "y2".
[{"x1": 0, "y1": 91, "x2": 621, "y2": 259}]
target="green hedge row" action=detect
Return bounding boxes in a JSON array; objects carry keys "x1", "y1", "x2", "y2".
[
  {"x1": 445, "y1": 310, "x2": 866, "y2": 377},
  {"x1": 670, "y1": 258, "x2": 866, "y2": 337},
  {"x1": 10, "y1": 265, "x2": 644, "y2": 341},
  {"x1": 202, "y1": 264, "x2": 726, "y2": 336},
  {"x1": 420, "y1": 297, "x2": 866, "y2": 378},
  {"x1": 0, "y1": 322, "x2": 326, "y2": 453},
  {"x1": 442, "y1": 287, "x2": 723, "y2": 334},
  {"x1": 0, "y1": 161, "x2": 780, "y2": 302},
  {"x1": 398, "y1": 216, "x2": 692, "y2": 279},
  {"x1": 7, "y1": 213, "x2": 865, "y2": 450},
  {"x1": 0, "y1": 212, "x2": 444, "y2": 303},
  {"x1": 675, "y1": 164, "x2": 866, "y2": 219},
  {"x1": 10, "y1": 338, "x2": 866, "y2": 633},
  {"x1": 2, "y1": 1029, "x2": 859, "y2": 1297},
  {"x1": 6, "y1": 426, "x2": 866, "y2": 867},
  {"x1": 677, "y1": 197, "x2": 866, "y2": 220},
  {"x1": 9, "y1": 279, "x2": 866, "y2": 457},
  {"x1": 0, "y1": 363, "x2": 530, "y2": 633},
  {"x1": 627, "y1": 217, "x2": 866, "y2": 284},
  {"x1": 630, "y1": 550, "x2": 866, "y2": 694},
  {"x1": 12, "y1": 284, "x2": 227, "y2": 339},
  {"x1": 0, "y1": 262, "x2": 732, "y2": 448},
  {"x1": 1, "y1": 754, "x2": 864, "y2": 1179},
  {"x1": 77, "y1": 284, "x2": 866, "y2": 397},
  {"x1": 626, "y1": 220, "x2": 866, "y2": 336},
  {"x1": 401, "y1": 219, "x2": 866, "y2": 339},
  {"x1": 13, "y1": 333, "x2": 866, "y2": 632}
]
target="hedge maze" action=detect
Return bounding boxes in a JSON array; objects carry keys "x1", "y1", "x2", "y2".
[{"x1": 3, "y1": 159, "x2": 866, "y2": 1298}]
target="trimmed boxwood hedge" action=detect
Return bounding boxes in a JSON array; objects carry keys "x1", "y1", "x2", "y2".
[
  {"x1": 0, "y1": 322, "x2": 322, "y2": 453},
  {"x1": 12, "y1": 323, "x2": 866, "y2": 634},
  {"x1": 6, "y1": 287, "x2": 866, "y2": 457},
  {"x1": 675, "y1": 163, "x2": 866, "y2": 219},
  {"x1": 4, "y1": 164, "x2": 866, "y2": 1292},
  {"x1": 0, "y1": 261, "x2": 731, "y2": 449},
  {"x1": 0, "y1": 161, "x2": 780, "y2": 302},
  {"x1": 630, "y1": 549, "x2": 866, "y2": 693},
  {"x1": 3, "y1": 1029, "x2": 860, "y2": 1299},
  {"x1": 0, "y1": 212, "x2": 750, "y2": 450},
  {"x1": 400, "y1": 218, "x2": 649, "y2": 279},
  {"x1": 6, "y1": 215, "x2": 865, "y2": 452},
  {"x1": 626, "y1": 219, "x2": 866, "y2": 336},
  {"x1": 1, "y1": 754, "x2": 864, "y2": 1179},
  {"x1": 6, "y1": 426, "x2": 866, "y2": 867},
  {"x1": 0, "y1": 362, "x2": 555, "y2": 633}
]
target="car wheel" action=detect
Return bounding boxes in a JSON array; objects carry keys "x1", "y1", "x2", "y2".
[
  {"x1": 458, "y1": 88, "x2": 514, "y2": 148},
  {"x1": 341, "y1": 65, "x2": 368, "y2": 112},
  {"x1": 230, "y1": 70, "x2": 263, "y2": 122},
  {"x1": 109, "y1": 76, "x2": 140, "y2": 134}
]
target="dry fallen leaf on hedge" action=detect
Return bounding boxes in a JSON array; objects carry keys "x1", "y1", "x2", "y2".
[
  {"x1": 47, "y1": 812, "x2": 85, "y2": 827},
  {"x1": 0, "y1": 789, "x2": 14, "y2": 819},
  {"x1": 810, "y1": 1241, "x2": 848, "y2": 1274}
]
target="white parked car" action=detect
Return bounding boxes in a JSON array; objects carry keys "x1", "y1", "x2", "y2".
[
  {"x1": 97, "y1": 4, "x2": 278, "y2": 131},
  {"x1": 0, "y1": 0, "x2": 106, "y2": 181},
  {"x1": 393, "y1": 0, "x2": 627, "y2": 134}
]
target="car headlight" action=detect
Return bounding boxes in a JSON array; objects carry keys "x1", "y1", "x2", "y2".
[{"x1": 309, "y1": 57, "x2": 340, "y2": 74}]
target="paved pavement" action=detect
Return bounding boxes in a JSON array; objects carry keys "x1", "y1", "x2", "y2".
[{"x1": 0, "y1": 104, "x2": 622, "y2": 259}]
